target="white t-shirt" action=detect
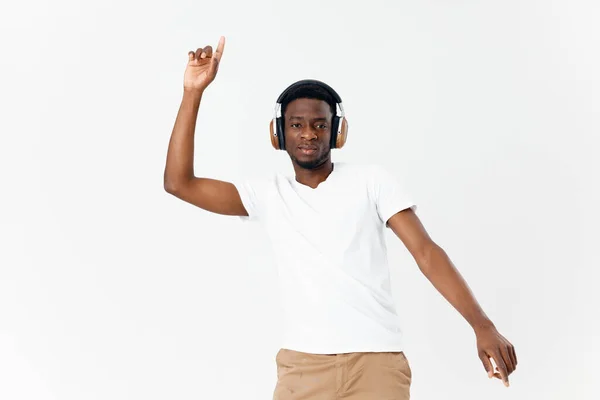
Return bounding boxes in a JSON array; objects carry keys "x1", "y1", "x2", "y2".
[{"x1": 234, "y1": 162, "x2": 416, "y2": 354}]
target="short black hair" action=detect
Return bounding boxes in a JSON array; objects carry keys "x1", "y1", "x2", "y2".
[{"x1": 280, "y1": 83, "x2": 337, "y2": 120}]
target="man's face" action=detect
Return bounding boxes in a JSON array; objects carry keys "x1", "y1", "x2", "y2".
[{"x1": 283, "y1": 98, "x2": 333, "y2": 170}]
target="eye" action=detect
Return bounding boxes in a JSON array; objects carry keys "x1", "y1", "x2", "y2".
[
  {"x1": 317, "y1": 124, "x2": 328, "y2": 129},
  {"x1": 290, "y1": 123, "x2": 301, "y2": 128}
]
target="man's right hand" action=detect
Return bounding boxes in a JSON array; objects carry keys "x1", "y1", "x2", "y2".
[{"x1": 184, "y1": 36, "x2": 225, "y2": 92}]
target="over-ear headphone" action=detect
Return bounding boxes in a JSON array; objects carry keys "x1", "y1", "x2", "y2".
[{"x1": 269, "y1": 79, "x2": 348, "y2": 151}]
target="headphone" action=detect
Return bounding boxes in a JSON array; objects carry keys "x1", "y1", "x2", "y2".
[{"x1": 269, "y1": 79, "x2": 348, "y2": 151}]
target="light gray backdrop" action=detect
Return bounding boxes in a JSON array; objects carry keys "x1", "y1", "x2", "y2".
[{"x1": 1, "y1": 0, "x2": 598, "y2": 399}]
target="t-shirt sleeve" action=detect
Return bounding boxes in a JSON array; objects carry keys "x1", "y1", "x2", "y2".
[
  {"x1": 233, "y1": 177, "x2": 271, "y2": 223},
  {"x1": 370, "y1": 164, "x2": 417, "y2": 226}
]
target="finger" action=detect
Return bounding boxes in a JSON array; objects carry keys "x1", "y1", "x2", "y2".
[
  {"x1": 195, "y1": 47, "x2": 203, "y2": 61},
  {"x1": 213, "y1": 36, "x2": 225, "y2": 63},
  {"x1": 491, "y1": 352, "x2": 510, "y2": 387},
  {"x1": 188, "y1": 51, "x2": 195, "y2": 62},
  {"x1": 478, "y1": 351, "x2": 494, "y2": 379},
  {"x1": 510, "y1": 345, "x2": 517, "y2": 369},
  {"x1": 500, "y1": 346, "x2": 514, "y2": 374},
  {"x1": 201, "y1": 45, "x2": 213, "y2": 59}
]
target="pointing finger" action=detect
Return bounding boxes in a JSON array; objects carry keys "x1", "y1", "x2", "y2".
[{"x1": 213, "y1": 36, "x2": 225, "y2": 63}]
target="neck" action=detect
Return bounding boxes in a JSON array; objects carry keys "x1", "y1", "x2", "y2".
[{"x1": 293, "y1": 159, "x2": 334, "y2": 189}]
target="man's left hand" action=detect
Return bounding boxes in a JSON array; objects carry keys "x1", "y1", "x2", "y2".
[{"x1": 475, "y1": 325, "x2": 517, "y2": 387}]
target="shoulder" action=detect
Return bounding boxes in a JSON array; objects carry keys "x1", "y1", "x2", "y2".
[
  {"x1": 336, "y1": 162, "x2": 398, "y2": 181},
  {"x1": 334, "y1": 161, "x2": 382, "y2": 176},
  {"x1": 366, "y1": 163, "x2": 408, "y2": 182},
  {"x1": 346, "y1": 163, "x2": 412, "y2": 197}
]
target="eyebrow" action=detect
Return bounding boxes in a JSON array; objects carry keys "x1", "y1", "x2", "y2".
[{"x1": 288, "y1": 116, "x2": 328, "y2": 121}]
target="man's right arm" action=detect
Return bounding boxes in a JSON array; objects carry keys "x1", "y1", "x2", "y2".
[{"x1": 163, "y1": 37, "x2": 248, "y2": 217}]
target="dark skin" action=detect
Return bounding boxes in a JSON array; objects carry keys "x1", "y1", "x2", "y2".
[
  {"x1": 387, "y1": 210, "x2": 518, "y2": 386},
  {"x1": 283, "y1": 98, "x2": 335, "y2": 188},
  {"x1": 164, "y1": 37, "x2": 517, "y2": 387}
]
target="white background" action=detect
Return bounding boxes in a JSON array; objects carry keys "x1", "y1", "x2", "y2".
[{"x1": 1, "y1": 0, "x2": 598, "y2": 399}]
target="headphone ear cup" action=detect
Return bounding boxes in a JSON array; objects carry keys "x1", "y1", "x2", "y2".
[
  {"x1": 335, "y1": 117, "x2": 348, "y2": 149},
  {"x1": 276, "y1": 117, "x2": 285, "y2": 150},
  {"x1": 330, "y1": 116, "x2": 340, "y2": 149},
  {"x1": 269, "y1": 119, "x2": 280, "y2": 150}
]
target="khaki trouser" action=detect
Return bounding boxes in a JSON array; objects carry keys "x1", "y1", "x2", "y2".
[{"x1": 273, "y1": 348, "x2": 412, "y2": 400}]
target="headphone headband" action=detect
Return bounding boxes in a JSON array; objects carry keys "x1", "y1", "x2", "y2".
[
  {"x1": 276, "y1": 79, "x2": 343, "y2": 104},
  {"x1": 274, "y1": 79, "x2": 344, "y2": 120}
]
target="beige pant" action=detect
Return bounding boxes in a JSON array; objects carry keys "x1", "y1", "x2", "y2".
[{"x1": 273, "y1": 348, "x2": 412, "y2": 400}]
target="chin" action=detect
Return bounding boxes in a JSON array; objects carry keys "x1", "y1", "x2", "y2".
[
  {"x1": 295, "y1": 159, "x2": 321, "y2": 169},
  {"x1": 292, "y1": 151, "x2": 330, "y2": 170}
]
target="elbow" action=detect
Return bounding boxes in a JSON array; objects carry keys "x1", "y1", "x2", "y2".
[
  {"x1": 164, "y1": 168, "x2": 194, "y2": 194},
  {"x1": 164, "y1": 176, "x2": 184, "y2": 195},
  {"x1": 164, "y1": 174, "x2": 195, "y2": 195},
  {"x1": 163, "y1": 174, "x2": 174, "y2": 193},
  {"x1": 164, "y1": 181, "x2": 177, "y2": 194},
  {"x1": 163, "y1": 169, "x2": 192, "y2": 194}
]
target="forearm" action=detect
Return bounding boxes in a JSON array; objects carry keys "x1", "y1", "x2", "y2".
[
  {"x1": 164, "y1": 89, "x2": 203, "y2": 191},
  {"x1": 418, "y1": 243, "x2": 494, "y2": 332}
]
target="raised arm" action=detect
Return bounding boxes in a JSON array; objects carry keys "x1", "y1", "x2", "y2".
[{"x1": 163, "y1": 36, "x2": 248, "y2": 216}]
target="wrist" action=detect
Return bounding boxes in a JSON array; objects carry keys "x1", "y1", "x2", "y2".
[
  {"x1": 473, "y1": 320, "x2": 496, "y2": 335},
  {"x1": 183, "y1": 86, "x2": 205, "y2": 97},
  {"x1": 182, "y1": 87, "x2": 204, "y2": 104}
]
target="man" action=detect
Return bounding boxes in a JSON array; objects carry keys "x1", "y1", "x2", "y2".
[{"x1": 164, "y1": 36, "x2": 517, "y2": 399}]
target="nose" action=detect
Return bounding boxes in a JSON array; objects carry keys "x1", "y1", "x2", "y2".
[{"x1": 300, "y1": 126, "x2": 318, "y2": 140}]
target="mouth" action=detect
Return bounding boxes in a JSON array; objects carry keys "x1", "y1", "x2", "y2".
[{"x1": 298, "y1": 145, "x2": 318, "y2": 156}]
